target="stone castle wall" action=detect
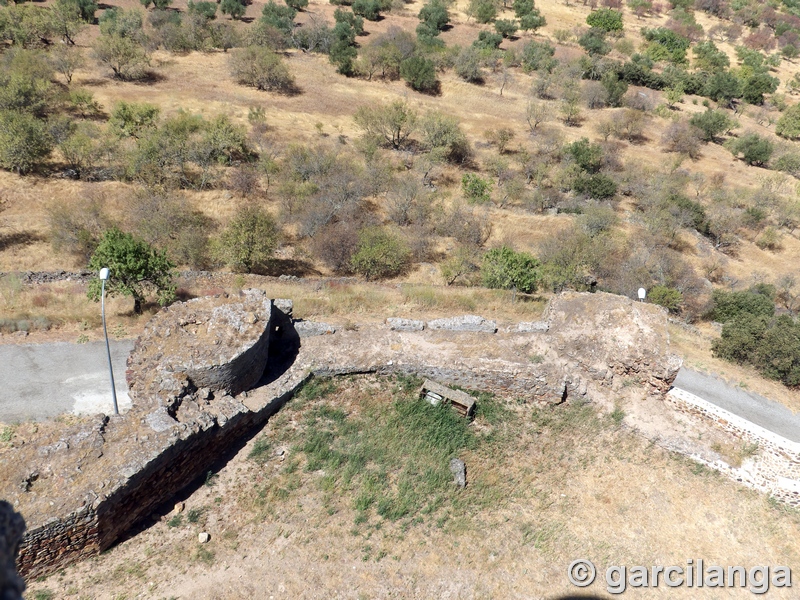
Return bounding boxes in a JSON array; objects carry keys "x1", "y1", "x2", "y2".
[{"x1": 3, "y1": 292, "x2": 682, "y2": 580}]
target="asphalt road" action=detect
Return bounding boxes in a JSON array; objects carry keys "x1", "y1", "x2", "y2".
[
  {"x1": 0, "y1": 340, "x2": 134, "y2": 424},
  {"x1": 673, "y1": 367, "x2": 800, "y2": 443}
]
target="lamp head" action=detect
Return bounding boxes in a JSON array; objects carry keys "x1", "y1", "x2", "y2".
[{"x1": 99, "y1": 267, "x2": 110, "y2": 281}]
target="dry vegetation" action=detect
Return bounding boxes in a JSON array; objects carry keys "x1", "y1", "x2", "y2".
[{"x1": 21, "y1": 375, "x2": 800, "y2": 599}]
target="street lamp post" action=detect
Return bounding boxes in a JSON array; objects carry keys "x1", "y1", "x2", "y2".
[{"x1": 99, "y1": 267, "x2": 119, "y2": 415}]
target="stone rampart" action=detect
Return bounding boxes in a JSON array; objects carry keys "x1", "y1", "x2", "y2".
[{"x1": 2, "y1": 291, "x2": 681, "y2": 580}]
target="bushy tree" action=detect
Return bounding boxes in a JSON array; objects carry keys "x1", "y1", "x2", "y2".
[
  {"x1": 418, "y1": 0, "x2": 449, "y2": 32},
  {"x1": 286, "y1": 0, "x2": 309, "y2": 10},
  {"x1": 642, "y1": 27, "x2": 690, "y2": 63},
  {"x1": 742, "y1": 72, "x2": 779, "y2": 105},
  {"x1": 776, "y1": 104, "x2": 800, "y2": 140},
  {"x1": 727, "y1": 132, "x2": 773, "y2": 166},
  {"x1": 691, "y1": 40, "x2": 729, "y2": 72},
  {"x1": 220, "y1": 0, "x2": 246, "y2": 19},
  {"x1": 350, "y1": 227, "x2": 411, "y2": 279},
  {"x1": 0, "y1": 49, "x2": 54, "y2": 116},
  {"x1": 354, "y1": 100, "x2": 416, "y2": 149},
  {"x1": 573, "y1": 173, "x2": 617, "y2": 199},
  {"x1": 520, "y1": 39, "x2": 556, "y2": 72},
  {"x1": 214, "y1": 204, "x2": 278, "y2": 272},
  {"x1": 93, "y1": 33, "x2": 150, "y2": 80},
  {"x1": 0, "y1": 110, "x2": 53, "y2": 174},
  {"x1": 703, "y1": 71, "x2": 742, "y2": 107},
  {"x1": 481, "y1": 245, "x2": 540, "y2": 293},
  {"x1": 579, "y1": 28, "x2": 612, "y2": 56},
  {"x1": 141, "y1": 0, "x2": 172, "y2": 9},
  {"x1": 260, "y1": 0, "x2": 296, "y2": 34},
  {"x1": 454, "y1": 46, "x2": 483, "y2": 82},
  {"x1": 565, "y1": 137, "x2": 603, "y2": 173},
  {"x1": 689, "y1": 108, "x2": 735, "y2": 142},
  {"x1": 473, "y1": 30, "x2": 502, "y2": 49},
  {"x1": 230, "y1": 45, "x2": 295, "y2": 92},
  {"x1": 352, "y1": 0, "x2": 383, "y2": 21},
  {"x1": 514, "y1": 0, "x2": 545, "y2": 31},
  {"x1": 586, "y1": 8, "x2": 622, "y2": 32},
  {"x1": 494, "y1": 19, "x2": 518, "y2": 38},
  {"x1": 400, "y1": 56, "x2": 437, "y2": 92},
  {"x1": 87, "y1": 227, "x2": 176, "y2": 314},
  {"x1": 418, "y1": 111, "x2": 472, "y2": 163},
  {"x1": 468, "y1": 0, "x2": 497, "y2": 24}
]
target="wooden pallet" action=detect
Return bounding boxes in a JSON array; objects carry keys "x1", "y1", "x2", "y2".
[{"x1": 420, "y1": 379, "x2": 476, "y2": 418}]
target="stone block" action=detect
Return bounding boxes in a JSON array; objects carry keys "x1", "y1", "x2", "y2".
[
  {"x1": 386, "y1": 318, "x2": 425, "y2": 332},
  {"x1": 293, "y1": 320, "x2": 336, "y2": 338},
  {"x1": 426, "y1": 315, "x2": 497, "y2": 333},
  {"x1": 449, "y1": 459, "x2": 466, "y2": 489},
  {"x1": 514, "y1": 321, "x2": 549, "y2": 333}
]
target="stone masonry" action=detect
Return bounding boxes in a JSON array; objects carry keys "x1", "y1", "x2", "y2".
[{"x1": 2, "y1": 291, "x2": 682, "y2": 580}]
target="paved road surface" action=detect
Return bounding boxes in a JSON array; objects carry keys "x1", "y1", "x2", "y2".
[
  {"x1": 673, "y1": 367, "x2": 800, "y2": 443},
  {"x1": 0, "y1": 340, "x2": 134, "y2": 423}
]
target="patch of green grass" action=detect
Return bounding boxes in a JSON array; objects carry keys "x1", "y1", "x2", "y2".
[
  {"x1": 194, "y1": 546, "x2": 215, "y2": 565},
  {"x1": 32, "y1": 590, "x2": 55, "y2": 600},
  {"x1": 186, "y1": 508, "x2": 204, "y2": 524},
  {"x1": 298, "y1": 377, "x2": 338, "y2": 403},
  {"x1": 285, "y1": 382, "x2": 479, "y2": 526},
  {"x1": 0, "y1": 425, "x2": 13, "y2": 443},
  {"x1": 609, "y1": 406, "x2": 625, "y2": 426},
  {"x1": 204, "y1": 471, "x2": 218, "y2": 487},
  {"x1": 166, "y1": 515, "x2": 183, "y2": 528},
  {"x1": 248, "y1": 436, "x2": 272, "y2": 464}
]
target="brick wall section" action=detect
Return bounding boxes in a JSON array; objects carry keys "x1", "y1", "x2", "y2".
[{"x1": 666, "y1": 388, "x2": 800, "y2": 506}]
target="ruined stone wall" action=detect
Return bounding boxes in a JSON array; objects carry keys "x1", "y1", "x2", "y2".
[
  {"x1": 666, "y1": 388, "x2": 800, "y2": 506},
  {"x1": 5, "y1": 292, "x2": 682, "y2": 580}
]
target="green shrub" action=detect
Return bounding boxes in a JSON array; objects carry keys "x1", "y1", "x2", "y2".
[
  {"x1": 689, "y1": 109, "x2": 735, "y2": 142},
  {"x1": 86, "y1": 227, "x2": 176, "y2": 314},
  {"x1": 473, "y1": 30, "x2": 503, "y2": 49},
  {"x1": 350, "y1": 227, "x2": 411, "y2": 280},
  {"x1": 220, "y1": 0, "x2": 246, "y2": 19},
  {"x1": 776, "y1": 104, "x2": 800, "y2": 140},
  {"x1": 586, "y1": 8, "x2": 622, "y2": 32},
  {"x1": 648, "y1": 285, "x2": 683, "y2": 313},
  {"x1": 461, "y1": 173, "x2": 492, "y2": 203},
  {"x1": 711, "y1": 288, "x2": 775, "y2": 323},
  {"x1": 578, "y1": 28, "x2": 611, "y2": 56},
  {"x1": 494, "y1": 18, "x2": 517, "y2": 38},
  {"x1": 565, "y1": 137, "x2": 603, "y2": 173},
  {"x1": 469, "y1": 0, "x2": 497, "y2": 23},
  {"x1": 520, "y1": 40, "x2": 557, "y2": 72},
  {"x1": 726, "y1": 132, "x2": 773, "y2": 166},
  {"x1": 260, "y1": 0, "x2": 296, "y2": 34},
  {"x1": 0, "y1": 110, "x2": 53, "y2": 174},
  {"x1": 214, "y1": 204, "x2": 278, "y2": 273},
  {"x1": 481, "y1": 245, "x2": 540, "y2": 294},
  {"x1": 418, "y1": 0, "x2": 449, "y2": 32},
  {"x1": 229, "y1": 45, "x2": 295, "y2": 92},
  {"x1": 399, "y1": 56, "x2": 437, "y2": 92},
  {"x1": 573, "y1": 173, "x2": 617, "y2": 199},
  {"x1": 352, "y1": 0, "x2": 381, "y2": 20}
]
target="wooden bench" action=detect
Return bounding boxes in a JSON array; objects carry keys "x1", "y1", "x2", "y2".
[{"x1": 420, "y1": 379, "x2": 476, "y2": 418}]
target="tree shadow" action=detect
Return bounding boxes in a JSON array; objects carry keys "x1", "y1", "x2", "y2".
[
  {"x1": 0, "y1": 231, "x2": 44, "y2": 253},
  {"x1": 131, "y1": 71, "x2": 168, "y2": 86},
  {"x1": 255, "y1": 258, "x2": 320, "y2": 277}
]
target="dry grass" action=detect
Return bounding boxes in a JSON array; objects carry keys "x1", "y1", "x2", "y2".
[{"x1": 25, "y1": 375, "x2": 800, "y2": 599}]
